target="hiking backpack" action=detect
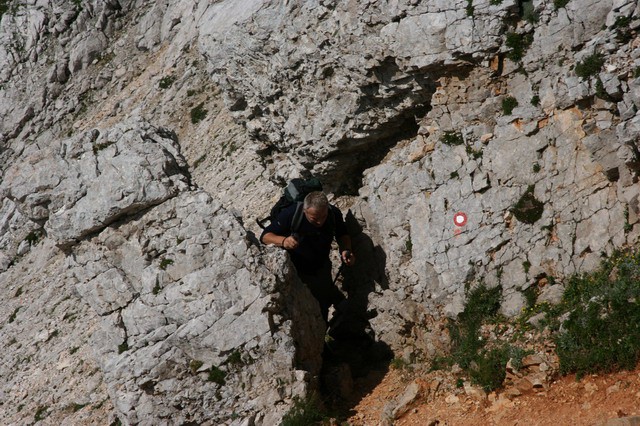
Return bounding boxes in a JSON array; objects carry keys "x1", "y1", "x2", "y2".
[{"x1": 257, "y1": 177, "x2": 324, "y2": 232}]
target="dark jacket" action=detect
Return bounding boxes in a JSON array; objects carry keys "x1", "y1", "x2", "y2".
[{"x1": 261, "y1": 203, "x2": 348, "y2": 274}]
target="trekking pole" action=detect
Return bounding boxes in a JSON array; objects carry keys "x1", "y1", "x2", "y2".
[{"x1": 332, "y1": 250, "x2": 350, "y2": 285}]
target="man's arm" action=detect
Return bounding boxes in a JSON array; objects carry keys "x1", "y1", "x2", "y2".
[{"x1": 262, "y1": 232, "x2": 299, "y2": 250}]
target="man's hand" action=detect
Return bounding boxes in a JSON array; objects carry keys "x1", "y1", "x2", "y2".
[
  {"x1": 341, "y1": 250, "x2": 355, "y2": 266},
  {"x1": 283, "y1": 235, "x2": 299, "y2": 250}
]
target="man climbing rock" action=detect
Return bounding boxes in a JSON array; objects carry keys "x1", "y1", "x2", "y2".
[{"x1": 261, "y1": 191, "x2": 355, "y2": 323}]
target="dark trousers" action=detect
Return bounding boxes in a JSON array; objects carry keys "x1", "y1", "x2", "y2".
[{"x1": 298, "y1": 261, "x2": 345, "y2": 324}]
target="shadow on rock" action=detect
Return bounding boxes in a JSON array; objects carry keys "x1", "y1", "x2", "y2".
[{"x1": 319, "y1": 209, "x2": 393, "y2": 415}]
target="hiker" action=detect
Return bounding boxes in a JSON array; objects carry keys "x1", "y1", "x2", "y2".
[{"x1": 260, "y1": 191, "x2": 355, "y2": 323}]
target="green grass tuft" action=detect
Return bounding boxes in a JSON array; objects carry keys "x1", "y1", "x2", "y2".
[
  {"x1": 575, "y1": 53, "x2": 604, "y2": 79},
  {"x1": 505, "y1": 32, "x2": 533, "y2": 62},
  {"x1": 553, "y1": 0, "x2": 570, "y2": 9},
  {"x1": 190, "y1": 103, "x2": 208, "y2": 124},
  {"x1": 436, "y1": 284, "x2": 522, "y2": 391},
  {"x1": 555, "y1": 249, "x2": 640, "y2": 378},
  {"x1": 281, "y1": 394, "x2": 327, "y2": 426},
  {"x1": 501, "y1": 96, "x2": 519, "y2": 115},
  {"x1": 158, "y1": 75, "x2": 176, "y2": 89},
  {"x1": 441, "y1": 131, "x2": 464, "y2": 146},
  {"x1": 208, "y1": 366, "x2": 226, "y2": 385}
]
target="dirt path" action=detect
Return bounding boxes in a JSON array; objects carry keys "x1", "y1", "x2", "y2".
[{"x1": 346, "y1": 365, "x2": 640, "y2": 425}]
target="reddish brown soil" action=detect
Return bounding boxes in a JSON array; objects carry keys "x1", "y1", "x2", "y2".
[{"x1": 346, "y1": 366, "x2": 640, "y2": 425}]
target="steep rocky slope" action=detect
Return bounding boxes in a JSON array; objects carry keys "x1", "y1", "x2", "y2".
[{"x1": 1, "y1": 0, "x2": 640, "y2": 424}]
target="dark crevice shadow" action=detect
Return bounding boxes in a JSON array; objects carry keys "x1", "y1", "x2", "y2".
[{"x1": 318, "y1": 209, "x2": 393, "y2": 417}]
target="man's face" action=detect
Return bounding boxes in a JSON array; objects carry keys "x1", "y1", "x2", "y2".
[{"x1": 304, "y1": 207, "x2": 328, "y2": 228}]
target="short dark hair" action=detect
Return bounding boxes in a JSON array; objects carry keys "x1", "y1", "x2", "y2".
[{"x1": 303, "y1": 191, "x2": 329, "y2": 211}]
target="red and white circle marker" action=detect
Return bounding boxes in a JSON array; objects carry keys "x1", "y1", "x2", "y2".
[{"x1": 453, "y1": 212, "x2": 467, "y2": 227}]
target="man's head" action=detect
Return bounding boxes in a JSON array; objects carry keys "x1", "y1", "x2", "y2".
[{"x1": 303, "y1": 191, "x2": 329, "y2": 227}]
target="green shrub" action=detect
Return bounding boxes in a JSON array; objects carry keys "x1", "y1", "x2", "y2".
[
  {"x1": 159, "y1": 258, "x2": 173, "y2": 270},
  {"x1": 501, "y1": 96, "x2": 518, "y2": 115},
  {"x1": 555, "y1": 250, "x2": 640, "y2": 378},
  {"x1": 442, "y1": 284, "x2": 523, "y2": 392},
  {"x1": 595, "y1": 77, "x2": 611, "y2": 101},
  {"x1": 208, "y1": 366, "x2": 226, "y2": 385},
  {"x1": 34, "y1": 406, "x2": 48, "y2": 422},
  {"x1": 511, "y1": 185, "x2": 544, "y2": 224},
  {"x1": 281, "y1": 395, "x2": 326, "y2": 426},
  {"x1": 441, "y1": 131, "x2": 464, "y2": 146},
  {"x1": 158, "y1": 75, "x2": 176, "y2": 89},
  {"x1": 466, "y1": 0, "x2": 474, "y2": 16},
  {"x1": 522, "y1": 1, "x2": 539, "y2": 23},
  {"x1": 612, "y1": 16, "x2": 633, "y2": 44},
  {"x1": 449, "y1": 284, "x2": 502, "y2": 369},
  {"x1": 0, "y1": 0, "x2": 9, "y2": 18},
  {"x1": 466, "y1": 145, "x2": 483, "y2": 159},
  {"x1": 190, "y1": 103, "x2": 208, "y2": 124},
  {"x1": 530, "y1": 95, "x2": 540, "y2": 107},
  {"x1": 553, "y1": 0, "x2": 570, "y2": 9},
  {"x1": 532, "y1": 162, "x2": 541, "y2": 173},
  {"x1": 522, "y1": 285, "x2": 538, "y2": 308},
  {"x1": 469, "y1": 347, "x2": 508, "y2": 391},
  {"x1": 575, "y1": 53, "x2": 604, "y2": 79},
  {"x1": 118, "y1": 341, "x2": 129, "y2": 354},
  {"x1": 404, "y1": 237, "x2": 413, "y2": 254},
  {"x1": 225, "y1": 350, "x2": 244, "y2": 366},
  {"x1": 505, "y1": 32, "x2": 534, "y2": 62}
]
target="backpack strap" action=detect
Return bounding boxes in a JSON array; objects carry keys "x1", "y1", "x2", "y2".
[{"x1": 291, "y1": 202, "x2": 304, "y2": 234}]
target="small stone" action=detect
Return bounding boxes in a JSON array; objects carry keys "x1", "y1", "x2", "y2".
[{"x1": 445, "y1": 394, "x2": 460, "y2": 404}]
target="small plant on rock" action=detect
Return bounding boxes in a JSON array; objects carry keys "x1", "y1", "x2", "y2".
[
  {"x1": 189, "y1": 360, "x2": 204, "y2": 374},
  {"x1": 34, "y1": 406, "x2": 49, "y2": 422},
  {"x1": 281, "y1": 394, "x2": 327, "y2": 426},
  {"x1": 553, "y1": 0, "x2": 570, "y2": 9},
  {"x1": 575, "y1": 53, "x2": 604, "y2": 79},
  {"x1": 510, "y1": 185, "x2": 544, "y2": 224},
  {"x1": 522, "y1": 1, "x2": 539, "y2": 23},
  {"x1": 611, "y1": 16, "x2": 633, "y2": 44},
  {"x1": 191, "y1": 102, "x2": 208, "y2": 124},
  {"x1": 158, "y1": 75, "x2": 176, "y2": 89},
  {"x1": 118, "y1": 341, "x2": 129, "y2": 354},
  {"x1": 501, "y1": 96, "x2": 519, "y2": 115},
  {"x1": 159, "y1": 258, "x2": 174, "y2": 270},
  {"x1": 441, "y1": 131, "x2": 464, "y2": 146},
  {"x1": 208, "y1": 365, "x2": 226, "y2": 385},
  {"x1": 466, "y1": 0, "x2": 474, "y2": 16},
  {"x1": 505, "y1": 32, "x2": 534, "y2": 62},
  {"x1": 0, "y1": 1, "x2": 9, "y2": 19},
  {"x1": 530, "y1": 95, "x2": 540, "y2": 107}
]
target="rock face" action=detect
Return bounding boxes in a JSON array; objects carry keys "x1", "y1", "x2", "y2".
[
  {"x1": 2, "y1": 0, "x2": 640, "y2": 424},
  {"x1": 1, "y1": 119, "x2": 324, "y2": 424},
  {"x1": 197, "y1": 0, "x2": 640, "y2": 351}
]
